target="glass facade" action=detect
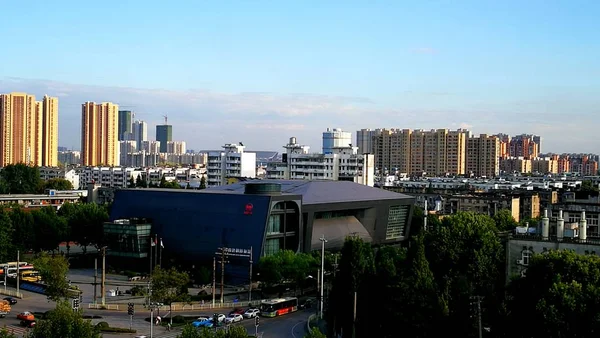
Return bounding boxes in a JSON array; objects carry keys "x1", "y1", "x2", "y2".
[
  {"x1": 264, "y1": 201, "x2": 300, "y2": 256},
  {"x1": 103, "y1": 219, "x2": 152, "y2": 258},
  {"x1": 385, "y1": 205, "x2": 409, "y2": 240}
]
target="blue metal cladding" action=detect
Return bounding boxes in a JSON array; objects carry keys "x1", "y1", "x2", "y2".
[{"x1": 110, "y1": 190, "x2": 272, "y2": 261}]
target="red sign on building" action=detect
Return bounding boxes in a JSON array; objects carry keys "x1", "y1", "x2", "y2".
[{"x1": 244, "y1": 203, "x2": 254, "y2": 215}]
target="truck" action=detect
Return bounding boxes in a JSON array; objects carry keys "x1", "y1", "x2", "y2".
[{"x1": 0, "y1": 300, "x2": 11, "y2": 318}]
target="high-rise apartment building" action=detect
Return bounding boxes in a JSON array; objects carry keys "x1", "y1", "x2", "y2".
[
  {"x1": 509, "y1": 134, "x2": 540, "y2": 159},
  {"x1": 0, "y1": 92, "x2": 58, "y2": 167},
  {"x1": 118, "y1": 110, "x2": 132, "y2": 141},
  {"x1": 167, "y1": 141, "x2": 186, "y2": 155},
  {"x1": 132, "y1": 120, "x2": 148, "y2": 149},
  {"x1": 356, "y1": 128, "x2": 381, "y2": 154},
  {"x1": 156, "y1": 125, "x2": 172, "y2": 153},
  {"x1": 466, "y1": 134, "x2": 500, "y2": 177},
  {"x1": 81, "y1": 102, "x2": 119, "y2": 166},
  {"x1": 322, "y1": 128, "x2": 352, "y2": 154},
  {"x1": 372, "y1": 128, "x2": 469, "y2": 176}
]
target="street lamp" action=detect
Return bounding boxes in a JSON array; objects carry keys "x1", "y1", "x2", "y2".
[{"x1": 319, "y1": 235, "x2": 327, "y2": 320}]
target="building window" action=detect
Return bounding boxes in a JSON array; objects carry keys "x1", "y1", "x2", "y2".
[
  {"x1": 521, "y1": 250, "x2": 533, "y2": 266},
  {"x1": 385, "y1": 205, "x2": 409, "y2": 240},
  {"x1": 267, "y1": 215, "x2": 282, "y2": 235},
  {"x1": 264, "y1": 239, "x2": 280, "y2": 256}
]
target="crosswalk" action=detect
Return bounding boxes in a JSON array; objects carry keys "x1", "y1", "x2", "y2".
[{"x1": 3, "y1": 325, "x2": 30, "y2": 337}]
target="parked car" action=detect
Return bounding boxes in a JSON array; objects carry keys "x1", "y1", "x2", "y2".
[
  {"x1": 215, "y1": 314, "x2": 226, "y2": 323},
  {"x1": 196, "y1": 316, "x2": 209, "y2": 321},
  {"x1": 17, "y1": 312, "x2": 34, "y2": 321},
  {"x1": 229, "y1": 307, "x2": 245, "y2": 315},
  {"x1": 192, "y1": 318, "x2": 213, "y2": 328},
  {"x1": 299, "y1": 299, "x2": 314, "y2": 309},
  {"x1": 4, "y1": 297, "x2": 17, "y2": 305},
  {"x1": 225, "y1": 314, "x2": 243, "y2": 324},
  {"x1": 243, "y1": 308, "x2": 260, "y2": 318}
]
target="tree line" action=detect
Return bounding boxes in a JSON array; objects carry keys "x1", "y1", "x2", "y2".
[
  {"x1": 328, "y1": 211, "x2": 600, "y2": 338},
  {"x1": 0, "y1": 164, "x2": 74, "y2": 194},
  {"x1": 0, "y1": 202, "x2": 109, "y2": 262}
]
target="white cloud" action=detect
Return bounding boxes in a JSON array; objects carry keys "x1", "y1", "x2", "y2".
[{"x1": 1, "y1": 77, "x2": 598, "y2": 153}]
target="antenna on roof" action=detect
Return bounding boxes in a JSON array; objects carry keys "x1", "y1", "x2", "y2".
[{"x1": 163, "y1": 115, "x2": 168, "y2": 125}]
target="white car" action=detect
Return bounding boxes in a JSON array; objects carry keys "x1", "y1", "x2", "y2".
[
  {"x1": 243, "y1": 308, "x2": 260, "y2": 318},
  {"x1": 225, "y1": 314, "x2": 243, "y2": 324},
  {"x1": 214, "y1": 314, "x2": 226, "y2": 323}
]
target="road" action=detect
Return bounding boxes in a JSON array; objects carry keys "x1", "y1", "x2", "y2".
[{"x1": 0, "y1": 287, "x2": 315, "y2": 338}]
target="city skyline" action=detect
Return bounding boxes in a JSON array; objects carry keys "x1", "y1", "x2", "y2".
[{"x1": 2, "y1": 1, "x2": 599, "y2": 153}]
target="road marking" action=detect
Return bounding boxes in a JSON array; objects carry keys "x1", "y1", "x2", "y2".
[
  {"x1": 4, "y1": 325, "x2": 29, "y2": 337},
  {"x1": 291, "y1": 320, "x2": 305, "y2": 338}
]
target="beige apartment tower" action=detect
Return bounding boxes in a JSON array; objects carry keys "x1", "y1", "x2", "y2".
[
  {"x1": 81, "y1": 102, "x2": 119, "y2": 166},
  {"x1": 466, "y1": 134, "x2": 500, "y2": 177},
  {"x1": 0, "y1": 92, "x2": 58, "y2": 167}
]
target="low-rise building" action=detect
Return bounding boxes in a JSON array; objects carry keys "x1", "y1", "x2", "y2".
[
  {"x1": 206, "y1": 143, "x2": 256, "y2": 187},
  {"x1": 266, "y1": 137, "x2": 375, "y2": 186}
]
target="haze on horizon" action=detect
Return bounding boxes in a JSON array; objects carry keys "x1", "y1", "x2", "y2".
[{"x1": 1, "y1": 0, "x2": 599, "y2": 153}]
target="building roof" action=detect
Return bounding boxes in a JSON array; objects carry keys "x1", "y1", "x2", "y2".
[{"x1": 206, "y1": 180, "x2": 413, "y2": 205}]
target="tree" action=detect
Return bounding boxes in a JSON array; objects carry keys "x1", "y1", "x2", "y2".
[
  {"x1": 504, "y1": 250, "x2": 600, "y2": 337},
  {"x1": 177, "y1": 325, "x2": 249, "y2": 338},
  {"x1": 31, "y1": 207, "x2": 68, "y2": 252},
  {"x1": 329, "y1": 237, "x2": 375, "y2": 337},
  {"x1": 0, "y1": 210, "x2": 14, "y2": 263},
  {"x1": 492, "y1": 209, "x2": 518, "y2": 231},
  {"x1": 9, "y1": 207, "x2": 36, "y2": 251},
  {"x1": 0, "y1": 164, "x2": 42, "y2": 194},
  {"x1": 26, "y1": 300, "x2": 101, "y2": 338},
  {"x1": 135, "y1": 176, "x2": 147, "y2": 188},
  {"x1": 199, "y1": 176, "x2": 207, "y2": 189},
  {"x1": 41, "y1": 178, "x2": 73, "y2": 192},
  {"x1": 151, "y1": 267, "x2": 191, "y2": 325},
  {"x1": 159, "y1": 175, "x2": 168, "y2": 188},
  {"x1": 127, "y1": 176, "x2": 135, "y2": 188},
  {"x1": 304, "y1": 327, "x2": 326, "y2": 338},
  {"x1": 258, "y1": 250, "x2": 318, "y2": 290},
  {"x1": 424, "y1": 212, "x2": 503, "y2": 336},
  {"x1": 33, "y1": 253, "x2": 71, "y2": 301},
  {"x1": 59, "y1": 203, "x2": 109, "y2": 252}
]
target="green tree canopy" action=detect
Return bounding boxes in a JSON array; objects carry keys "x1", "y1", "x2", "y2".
[
  {"x1": 151, "y1": 267, "x2": 191, "y2": 324},
  {"x1": 26, "y1": 301, "x2": 101, "y2": 338},
  {"x1": 8, "y1": 207, "x2": 36, "y2": 251},
  {"x1": 0, "y1": 328, "x2": 17, "y2": 338},
  {"x1": 199, "y1": 176, "x2": 207, "y2": 189},
  {"x1": 424, "y1": 212, "x2": 503, "y2": 335},
  {"x1": 31, "y1": 207, "x2": 68, "y2": 252},
  {"x1": 258, "y1": 250, "x2": 319, "y2": 288},
  {"x1": 0, "y1": 210, "x2": 14, "y2": 263},
  {"x1": 304, "y1": 327, "x2": 326, "y2": 338},
  {"x1": 41, "y1": 178, "x2": 73, "y2": 192},
  {"x1": 58, "y1": 203, "x2": 109, "y2": 251},
  {"x1": 504, "y1": 250, "x2": 600, "y2": 337},
  {"x1": 33, "y1": 253, "x2": 71, "y2": 301},
  {"x1": 0, "y1": 164, "x2": 42, "y2": 194},
  {"x1": 492, "y1": 209, "x2": 519, "y2": 231},
  {"x1": 177, "y1": 324, "x2": 249, "y2": 338}
]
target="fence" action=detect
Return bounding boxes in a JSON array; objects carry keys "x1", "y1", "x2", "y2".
[
  {"x1": 87, "y1": 299, "x2": 269, "y2": 312},
  {"x1": 0, "y1": 289, "x2": 23, "y2": 299}
]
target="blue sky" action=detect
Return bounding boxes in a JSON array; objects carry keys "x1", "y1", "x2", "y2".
[{"x1": 1, "y1": 0, "x2": 599, "y2": 152}]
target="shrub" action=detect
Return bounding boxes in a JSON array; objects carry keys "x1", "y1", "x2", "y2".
[
  {"x1": 98, "y1": 327, "x2": 136, "y2": 333},
  {"x1": 172, "y1": 315, "x2": 186, "y2": 324}
]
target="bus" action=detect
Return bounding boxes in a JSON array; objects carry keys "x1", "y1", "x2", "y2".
[
  {"x1": 6, "y1": 265, "x2": 34, "y2": 278},
  {"x1": 20, "y1": 270, "x2": 41, "y2": 283},
  {"x1": 260, "y1": 297, "x2": 298, "y2": 317},
  {"x1": 0, "y1": 262, "x2": 29, "y2": 274}
]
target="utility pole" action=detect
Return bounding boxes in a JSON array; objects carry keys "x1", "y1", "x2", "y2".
[
  {"x1": 319, "y1": 235, "x2": 327, "y2": 320},
  {"x1": 3, "y1": 265, "x2": 7, "y2": 291},
  {"x1": 424, "y1": 199, "x2": 428, "y2": 231},
  {"x1": 248, "y1": 246, "x2": 253, "y2": 302},
  {"x1": 148, "y1": 282, "x2": 154, "y2": 338},
  {"x1": 212, "y1": 257, "x2": 216, "y2": 307},
  {"x1": 149, "y1": 236, "x2": 153, "y2": 276},
  {"x1": 470, "y1": 296, "x2": 483, "y2": 338},
  {"x1": 159, "y1": 238, "x2": 162, "y2": 268},
  {"x1": 220, "y1": 248, "x2": 225, "y2": 304},
  {"x1": 154, "y1": 234, "x2": 158, "y2": 270},
  {"x1": 93, "y1": 258, "x2": 98, "y2": 304},
  {"x1": 101, "y1": 247, "x2": 106, "y2": 306}
]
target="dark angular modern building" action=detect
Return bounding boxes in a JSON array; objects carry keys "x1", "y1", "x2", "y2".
[{"x1": 108, "y1": 180, "x2": 415, "y2": 265}]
